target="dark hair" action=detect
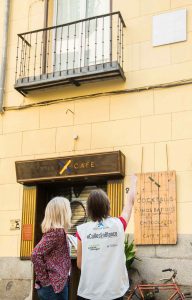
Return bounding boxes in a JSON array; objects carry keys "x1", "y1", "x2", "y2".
[{"x1": 87, "y1": 189, "x2": 110, "y2": 222}]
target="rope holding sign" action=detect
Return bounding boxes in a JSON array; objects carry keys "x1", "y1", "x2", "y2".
[
  {"x1": 141, "y1": 146, "x2": 144, "y2": 174},
  {"x1": 166, "y1": 144, "x2": 169, "y2": 172}
]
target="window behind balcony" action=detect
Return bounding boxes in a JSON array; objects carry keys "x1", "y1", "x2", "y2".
[{"x1": 53, "y1": 0, "x2": 110, "y2": 71}]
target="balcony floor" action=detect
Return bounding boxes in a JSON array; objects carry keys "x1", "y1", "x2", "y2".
[{"x1": 14, "y1": 61, "x2": 126, "y2": 96}]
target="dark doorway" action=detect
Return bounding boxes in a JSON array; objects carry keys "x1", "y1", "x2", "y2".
[{"x1": 33, "y1": 180, "x2": 107, "y2": 300}]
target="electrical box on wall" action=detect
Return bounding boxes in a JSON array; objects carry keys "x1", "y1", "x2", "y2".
[
  {"x1": 10, "y1": 219, "x2": 21, "y2": 230},
  {"x1": 153, "y1": 8, "x2": 187, "y2": 46}
]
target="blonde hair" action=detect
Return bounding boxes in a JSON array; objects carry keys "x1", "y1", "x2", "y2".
[{"x1": 41, "y1": 197, "x2": 71, "y2": 233}]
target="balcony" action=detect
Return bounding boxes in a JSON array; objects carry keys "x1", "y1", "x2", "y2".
[{"x1": 14, "y1": 12, "x2": 126, "y2": 96}]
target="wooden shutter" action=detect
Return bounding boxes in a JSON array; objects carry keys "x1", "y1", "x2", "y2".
[
  {"x1": 107, "y1": 180, "x2": 124, "y2": 217},
  {"x1": 20, "y1": 186, "x2": 37, "y2": 259}
]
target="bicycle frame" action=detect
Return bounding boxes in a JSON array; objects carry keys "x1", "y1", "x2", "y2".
[{"x1": 128, "y1": 283, "x2": 185, "y2": 300}]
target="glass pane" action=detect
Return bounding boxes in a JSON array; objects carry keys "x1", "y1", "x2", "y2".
[
  {"x1": 53, "y1": 0, "x2": 110, "y2": 71},
  {"x1": 85, "y1": 0, "x2": 110, "y2": 65},
  {"x1": 86, "y1": 0, "x2": 110, "y2": 17},
  {"x1": 56, "y1": 0, "x2": 82, "y2": 24}
]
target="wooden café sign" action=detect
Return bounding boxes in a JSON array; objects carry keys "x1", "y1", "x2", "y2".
[
  {"x1": 15, "y1": 151, "x2": 125, "y2": 184},
  {"x1": 134, "y1": 171, "x2": 177, "y2": 245}
]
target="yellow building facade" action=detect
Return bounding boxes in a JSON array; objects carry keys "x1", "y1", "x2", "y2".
[{"x1": 0, "y1": 0, "x2": 192, "y2": 299}]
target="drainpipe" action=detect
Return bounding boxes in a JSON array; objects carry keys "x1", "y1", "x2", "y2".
[{"x1": 0, "y1": 0, "x2": 10, "y2": 113}]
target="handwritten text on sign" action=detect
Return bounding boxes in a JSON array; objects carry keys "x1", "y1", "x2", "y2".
[{"x1": 134, "y1": 171, "x2": 177, "y2": 245}]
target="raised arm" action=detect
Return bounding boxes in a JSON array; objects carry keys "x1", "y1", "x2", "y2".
[{"x1": 120, "y1": 175, "x2": 137, "y2": 223}]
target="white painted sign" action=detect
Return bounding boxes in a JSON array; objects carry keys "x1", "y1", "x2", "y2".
[{"x1": 153, "y1": 9, "x2": 187, "y2": 47}]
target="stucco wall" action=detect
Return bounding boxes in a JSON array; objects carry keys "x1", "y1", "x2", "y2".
[{"x1": 0, "y1": 0, "x2": 192, "y2": 299}]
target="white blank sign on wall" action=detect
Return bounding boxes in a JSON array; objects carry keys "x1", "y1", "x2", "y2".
[{"x1": 153, "y1": 9, "x2": 187, "y2": 47}]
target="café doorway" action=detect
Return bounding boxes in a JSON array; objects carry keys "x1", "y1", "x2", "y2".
[
  {"x1": 15, "y1": 151, "x2": 125, "y2": 300},
  {"x1": 33, "y1": 180, "x2": 107, "y2": 300}
]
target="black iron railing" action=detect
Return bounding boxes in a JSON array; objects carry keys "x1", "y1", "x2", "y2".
[{"x1": 15, "y1": 12, "x2": 126, "y2": 92}]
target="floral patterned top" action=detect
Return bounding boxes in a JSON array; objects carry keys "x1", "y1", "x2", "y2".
[{"x1": 31, "y1": 228, "x2": 71, "y2": 293}]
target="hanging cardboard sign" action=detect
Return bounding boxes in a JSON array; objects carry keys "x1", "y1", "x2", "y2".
[{"x1": 134, "y1": 171, "x2": 177, "y2": 245}]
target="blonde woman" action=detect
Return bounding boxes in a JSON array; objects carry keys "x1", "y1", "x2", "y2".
[{"x1": 31, "y1": 197, "x2": 71, "y2": 300}]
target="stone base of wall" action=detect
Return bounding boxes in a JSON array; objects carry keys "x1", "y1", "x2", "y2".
[
  {"x1": 127, "y1": 234, "x2": 192, "y2": 299},
  {"x1": 0, "y1": 258, "x2": 32, "y2": 300},
  {"x1": 0, "y1": 279, "x2": 32, "y2": 300},
  {"x1": 0, "y1": 235, "x2": 191, "y2": 299},
  {"x1": 129, "y1": 234, "x2": 192, "y2": 285}
]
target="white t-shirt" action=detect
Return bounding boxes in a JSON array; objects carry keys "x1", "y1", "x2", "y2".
[{"x1": 77, "y1": 217, "x2": 129, "y2": 300}]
